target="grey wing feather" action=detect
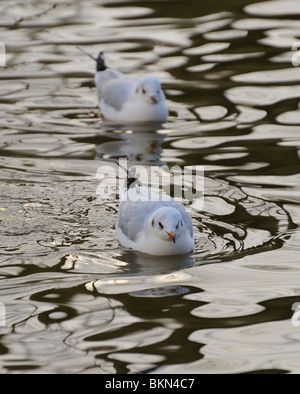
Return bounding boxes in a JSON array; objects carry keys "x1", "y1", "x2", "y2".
[
  {"x1": 102, "y1": 79, "x2": 133, "y2": 111},
  {"x1": 117, "y1": 200, "x2": 153, "y2": 242},
  {"x1": 95, "y1": 69, "x2": 135, "y2": 112},
  {"x1": 117, "y1": 198, "x2": 193, "y2": 242}
]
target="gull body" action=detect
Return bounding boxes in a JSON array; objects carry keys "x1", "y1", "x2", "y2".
[
  {"x1": 116, "y1": 175, "x2": 194, "y2": 256},
  {"x1": 94, "y1": 52, "x2": 168, "y2": 123}
]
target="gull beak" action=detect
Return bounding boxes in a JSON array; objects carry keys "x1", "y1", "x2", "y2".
[
  {"x1": 167, "y1": 231, "x2": 176, "y2": 244},
  {"x1": 150, "y1": 95, "x2": 157, "y2": 104}
]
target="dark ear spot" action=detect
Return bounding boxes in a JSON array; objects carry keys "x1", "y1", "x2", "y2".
[{"x1": 152, "y1": 219, "x2": 154, "y2": 227}]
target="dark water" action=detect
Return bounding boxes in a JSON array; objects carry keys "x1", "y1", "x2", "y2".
[{"x1": 0, "y1": 0, "x2": 300, "y2": 374}]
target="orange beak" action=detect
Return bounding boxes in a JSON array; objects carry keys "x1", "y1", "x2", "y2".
[
  {"x1": 150, "y1": 95, "x2": 157, "y2": 104},
  {"x1": 167, "y1": 231, "x2": 176, "y2": 244}
]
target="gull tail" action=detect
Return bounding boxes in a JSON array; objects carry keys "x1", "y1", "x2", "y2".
[
  {"x1": 125, "y1": 167, "x2": 142, "y2": 191},
  {"x1": 116, "y1": 162, "x2": 142, "y2": 191},
  {"x1": 98, "y1": 158, "x2": 142, "y2": 192},
  {"x1": 110, "y1": 160, "x2": 141, "y2": 191},
  {"x1": 76, "y1": 46, "x2": 107, "y2": 72},
  {"x1": 96, "y1": 52, "x2": 107, "y2": 72}
]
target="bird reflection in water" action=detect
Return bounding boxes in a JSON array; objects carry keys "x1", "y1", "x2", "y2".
[
  {"x1": 95, "y1": 122, "x2": 168, "y2": 166},
  {"x1": 118, "y1": 249, "x2": 195, "y2": 276}
]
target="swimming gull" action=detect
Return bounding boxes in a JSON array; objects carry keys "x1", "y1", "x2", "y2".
[{"x1": 116, "y1": 166, "x2": 194, "y2": 256}]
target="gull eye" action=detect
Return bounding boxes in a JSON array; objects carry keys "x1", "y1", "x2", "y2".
[
  {"x1": 142, "y1": 88, "x2": 146, "y2": 94},
  {"x1": 159, "y1": 222, "x2": 164, "y2": 229},
  {"x1": 152, "y1": 219, "x2": 154, "y2": 227},
  {"x1": 176, "y1": 222, "x2": 179, "y2": 230}
]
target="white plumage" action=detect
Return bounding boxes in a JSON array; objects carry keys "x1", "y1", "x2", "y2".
[
  {"x1": 94, "y1": 52, "x2": 168, "y2": 123},
  {"x1": 116, "y1": 169, "x2": 194, "y2": 256}
]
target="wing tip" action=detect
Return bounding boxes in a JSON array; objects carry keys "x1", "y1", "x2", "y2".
[{"x1": 97, "y1": 51, "x2": 107, "y2": 72}]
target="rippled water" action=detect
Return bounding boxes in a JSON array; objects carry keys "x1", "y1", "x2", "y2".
[{"x1": 0, "y1": 0, "x2": 300, "y2": 374}]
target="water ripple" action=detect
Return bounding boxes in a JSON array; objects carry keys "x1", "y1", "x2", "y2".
[{"x1": 0, "y1": 0, "x2": 299, "y2": 375}]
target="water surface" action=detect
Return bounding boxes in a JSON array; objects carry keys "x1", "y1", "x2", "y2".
[{"x1": 0, "y1": 0, "x2": 300, "y2": 374}]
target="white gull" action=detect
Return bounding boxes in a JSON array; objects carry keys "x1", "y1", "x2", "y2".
[
  {"x1": 116, "y1": 167, "x2": 194, "y2": 256},
  {"x1": 93, "y1": 52, "x2": 168, "y2": 123}
]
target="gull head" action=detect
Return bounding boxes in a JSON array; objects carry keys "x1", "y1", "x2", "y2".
[
  {"x1": 149, "y1": 207, "x2": 185, "y2": 244},
  {"x1": 135, "y1": 76, "x2": 165, "y2": 105}
]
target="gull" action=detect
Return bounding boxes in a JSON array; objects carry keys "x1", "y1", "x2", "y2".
[
  {"x1": 116, "y1": 165, "x2": 194, "y2": 256},
  {"x1": 77, "y1": 47, "x2": 168, "y2": 123}
]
